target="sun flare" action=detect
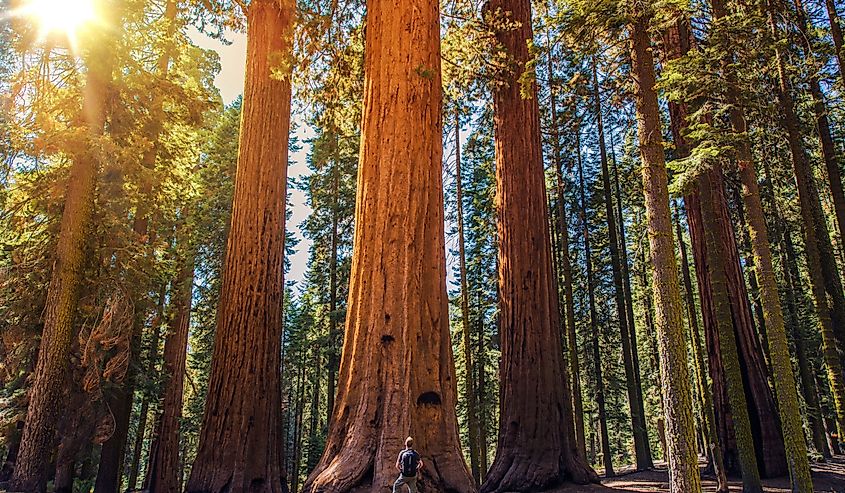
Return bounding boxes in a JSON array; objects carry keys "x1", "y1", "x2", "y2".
[{"x1": 16, "y1": 0, "x2": 98, "y2": 43}]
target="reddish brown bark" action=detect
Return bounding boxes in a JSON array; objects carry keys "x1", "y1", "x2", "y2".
[
  {"x1": 479, "y1": 0, "x2": 597, "y2": 490},
  {"x1": 663, "y1": 17, "x2": 786, "y2": 477},
  {"x1": 185, "y1": 1, "x2": 294, "y2": 491},
  {"x1": 301, "y1": 0, "x2": 474, "y2": 490},
  {"x1": 147, "y1": 259, "x2": 193, "y2": 493}
]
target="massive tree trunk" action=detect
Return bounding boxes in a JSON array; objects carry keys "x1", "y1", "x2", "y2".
[
  {"x1": 9, "y1": 5, "x2": 116, "y2": 490},
  {"x1": 592, "y1": 59, "x2": 652, "y2": 471},
  {"x1": 766, "y1": 1, "x2": 845, "y2": 439},
  {"x1": 147, "y1": 257, "x2": 193, "y2": 493},
  {"x1": 676, "y1": 210, "x2": 728, "y2": 493},
  {"x1": 628, "y1": 7, "x2": 701, "y2": 492},
  {"x1": 185, "y1": 1, "x2": 294, "y2": 491},
  {"x1": 576, "y1": 129, "x2": 613, "y2": 478},
  {"x1": 301, "y1": 0, "x2": 474, "y2": 490},
  {"x1": 665, "y1": 7, "x2": 787, "y2": 478},
  {"x1": 455, "y1": 107, "x2": 482, "y2": 486},
  {"x1": 480, "y1": 0, "x2": 598, "y2": 490},
  {"x1": 698, "y1": 171, "x2": 763, "y2": 493}
]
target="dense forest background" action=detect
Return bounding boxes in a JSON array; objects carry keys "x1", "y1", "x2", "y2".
[{"x1": 2, "y1": 0, "x2": 845, "y2": 491}]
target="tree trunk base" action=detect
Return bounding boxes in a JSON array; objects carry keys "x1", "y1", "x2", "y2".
[{"x1": 480, "y1": 449, "x2": 598, "y2": 493}]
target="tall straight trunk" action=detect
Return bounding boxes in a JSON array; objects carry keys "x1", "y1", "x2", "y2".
[
  {"x1": 698, "y1": 171, "x2": 763, "y2": 493},
  {"x1": 592, "y1": 59, "x2": 652, "y2": 470},
  {"x1": 780, "y1": 221, "x2": 831, "y2": 458},
  {"x1": 185, "y1": 2, "x2": 294, "y2": 491},
  {"x1": 767, "y1": 1, "x2": 845, "y2": 439},
  {"x1": 666, "y1": 8, "x2": 787, "y2": 478},
  {"x1": 609, "y1": 130, "x2": 647, "y2": 440},
  {"x1": 326, "y1": 166, "x2": 339, "y2": 427},
  {"x1": 455, "y1": 107, "x2": 482, "y2": 486},
  {"x1": 9, "y1": 3, "x2": 116, "y2": 489},
  {"x1": 301, "y1": 0, "x2": 474, "y2": 489},
  {"x1": 147, "y1": 258, "x2": 194, "y2": 493},
  {"x1": 576, "y1": 132, "x2": 613, "y2": 478},
  {"x1": 291, "y1": 365, "x2": 306, "y2": 493},
  {"x1": 676, "y1": 209, "x2": 729, "y2": 493},
  {"x1": 706, "y1": 3, "x2": 814, "y2": 486},
  {"x1": 628, "y1": 7, "x2": 701, "y2": 492},
  {"x1": 476, "y1": 304, "x2": 489, "y2": 478},
  {"x1": 793, "y1": 0, "x2": 845, "y2": 265},
  {"x1": 546, "y1": 33, "x2": 586, "y2": 458},
  {"x1": 306, "y1": 349, "x2": 321, "y2": 470},
  {"x1": 479, "y1": 0, "x2": 598, "y2": 490}
]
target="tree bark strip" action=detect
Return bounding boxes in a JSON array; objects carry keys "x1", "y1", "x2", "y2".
[
  {"x1": 301, "y1": 0, "x2": 475, "y2": 489},
  {"x1": 479, "y1": 0, "x2": 598, "y2": 489},
  {"x1": 628, "y1": 6, "x2": 701, "y2": 491},
  {"x1": 185, "y1": 1, "x2": 294, "y2": 491}
]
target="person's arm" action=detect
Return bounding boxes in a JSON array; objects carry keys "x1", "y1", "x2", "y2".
[
  {"x1": 418, "y1": 458, "x2": 425, "y2": 472},
  {"x1": 396, "y1": 454, "x2": 402, "y2": 472}
]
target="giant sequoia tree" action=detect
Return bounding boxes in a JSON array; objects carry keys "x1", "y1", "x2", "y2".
[
  {"x1": 185, "y1": 1, "x2": 294, "y2": 491},
  {"x1": 300, "y1": 0, "x2": 475, "y2": 490},
  {"x1": 481, "y1": 0, "x2": 597, "y2": 490}
]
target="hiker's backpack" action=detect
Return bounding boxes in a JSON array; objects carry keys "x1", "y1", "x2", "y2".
[{"x1": 400, "y1": 449, "x2": 421, "y2": 477}]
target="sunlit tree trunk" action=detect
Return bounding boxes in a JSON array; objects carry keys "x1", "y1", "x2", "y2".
[
  {"x1": 628, "y1": 6, "x2": 701, "y2": 491},
  {"x1": 10, "y1": 3, "x2": 117, "y2": 489},
  {"x1": 479, "y1": 0, "x2": 598, "y2": 490},
  {"x1": 185, "y1": 1, "x2": 294, "y2": 491},
  {"x1": 676, "y1": 209, "x2": 729, "y2": 493},
  {"x1": 301, "y1": 0, "x2": 475, "y2": 489}
]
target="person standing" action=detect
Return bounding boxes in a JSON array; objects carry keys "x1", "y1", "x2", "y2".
[{"x1": 394, "y1": 437, "x2": 424, "y2": 493}]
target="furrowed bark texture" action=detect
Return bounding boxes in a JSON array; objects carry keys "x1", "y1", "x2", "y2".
[
  {"x1": 480, "y1": 0, "x2": 598, "y2": 490},
  {"x1": 185, "y1": 1, "x2": 293, "y2": 491},
  {"x1": 301, "y1": 0, "x2": 475, "y2": 490},
  {"x1": 698, "y1": 173, "x2": 763, "y2": 493},
  {"x1": 629, "y1": 8, "x2": 701, "y2": 492},
  {"x1": 9, "y1": 6, "x2": 114, "y2": 489},
  {"x1": 147, "y1": 259, "x2": 193, "y2": 492},
  {"x1": 676, "y1": 213, "x2": 728, "y2": 493},
  {"x1": 664, "y1": 11, "x2": 787, "y2": 477}
]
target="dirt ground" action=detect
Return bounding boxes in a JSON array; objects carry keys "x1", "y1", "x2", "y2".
[{"x1": 551, "y1": 458, "x2": 845, "y2": 492}]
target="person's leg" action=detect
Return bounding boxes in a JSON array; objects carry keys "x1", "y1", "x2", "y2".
[
  {"x1": 392, "y1": 475, "x2": 406, "y2": 493},
  {"x1": 407, "y1": 476, "x2": 417, "y2": 493}
]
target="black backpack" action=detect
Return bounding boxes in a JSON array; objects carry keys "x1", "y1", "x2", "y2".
[{"x1": 400, "y1": 449, "x2": 420, "y2": 477}]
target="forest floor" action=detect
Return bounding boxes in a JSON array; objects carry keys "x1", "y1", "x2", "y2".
[{"x1": 551, "y1": 457, "x2": 845, "y2": 492}]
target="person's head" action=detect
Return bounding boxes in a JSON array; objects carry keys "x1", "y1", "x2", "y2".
[{"x1": 405, "y1": 437, "x2": 414, "y2": 449}]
